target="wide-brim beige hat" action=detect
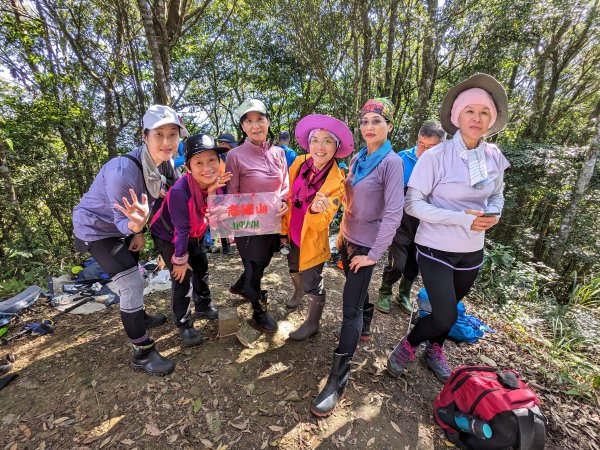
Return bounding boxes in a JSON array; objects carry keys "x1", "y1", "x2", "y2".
[{"x1": 440, "y1": 73, "x2": 508, "y2": 136}]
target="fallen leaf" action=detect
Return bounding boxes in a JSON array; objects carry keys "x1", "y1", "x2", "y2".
[
  {"x1": 168, "y1": 434, "x2": 178, "y2": 443},
  {"x1": 193, "y1": 399, "x2": 202, "y2": 414},
  {"x1": 53, "y1": 417, "x2": 70, "y2": 425},
  {"x1": 230, "y1": 418, "x2": 249, "y2": 430},
  {"x1": 145, "y1": 423, "x2": 162, "y2": 436},
  {"x1": 390, "y1": 421, "x2": 401, "y2": 434},
  {"x1": 284, "y1": 390, "x2": 301, "y2": 402},
  {"x1": 268, "y1": 425, "x2": 283, "y2": 432},
  {"x1": 367, "y1": 437, "x2": 375, "y2": 447},
  {"x1": 99, "y1": 436, "x2": 112, "y2": 448},
  {"x1": 200, "y1": 438, "x2": 213, "y2": 447},
  {"x1": 480, "y1": 355, "x2": 497, "y2": 367},
  {"x1": 19, "y1": 424, "x2": 32, "y2": 439},
  {"x1": 121, "y1": 439, "x2": 135, "y2": 445}
]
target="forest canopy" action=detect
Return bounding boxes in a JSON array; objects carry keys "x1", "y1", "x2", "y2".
[{"x1": 0, "y1": 0, "x2": 599, "y2": 300}]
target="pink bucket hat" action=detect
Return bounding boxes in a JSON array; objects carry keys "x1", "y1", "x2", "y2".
[{"x1": 294, "y1": 114, "x2": 354, "y2": 158}]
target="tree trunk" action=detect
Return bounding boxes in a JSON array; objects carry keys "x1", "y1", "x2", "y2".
[
  {"x1": 0, "y1": 139, "x2": 18, "y2": 205},
  {"x1": 137, "y1": 0, "x2": 171, "y2": 104},
  {"x1": 359, "y1": 1, "x2": 372, "y2": 106},
  {"x1": 410, "y1": 0, "x2": 437, "y2": 143},
  {"x1": 104, "y1": 86, "x2": 118, "y2": 159},
  {"x1": 382, "y1": 0, "x2": 399, "y2": 97},
  {"x1": 548, "y1": 121, "x2": 599, "y2": 263}
]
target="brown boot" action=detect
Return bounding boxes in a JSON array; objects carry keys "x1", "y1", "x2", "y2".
[
  {"x1": 286, "y1": 272, "x2": 305, "y2": 308},
  {"x1": 289, "y1": 293, "x2": 325, "y2": 340}
]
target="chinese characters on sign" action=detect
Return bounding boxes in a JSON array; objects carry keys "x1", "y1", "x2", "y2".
[{"x1": 207, "y1": 192, "x2": 281, "y2": 238}]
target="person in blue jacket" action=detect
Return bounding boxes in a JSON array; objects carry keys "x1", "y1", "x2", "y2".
[
  {"x1": 278, "y1": 130, "x2": 298, "y2": 168},
  {"x1": 375, "y1": 122, "x2": 445, "y2": 314},
  {"x1": 72, "y1": 105, "x2": 188, "y2": 376}
]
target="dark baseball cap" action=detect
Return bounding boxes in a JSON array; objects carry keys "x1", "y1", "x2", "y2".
[
  {"x1": 185, "y1": 133, "x2": 228, "y2": 163},
  {"x1": 216, "y1": 133, "x2": 238, "y2": 148},
  {"x1": 278, "y1": 131, "x2": 291, "y2": 141}
]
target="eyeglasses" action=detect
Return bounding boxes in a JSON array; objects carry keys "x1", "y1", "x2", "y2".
[
  {"x1": 359, "y1": 118, "x2": 388, "y2": 127},
  {"x1": 308, "y1": 137, "x2": 337, "y2": 147},
  {"x1": 242, "y1": 117, "x2": 269, "y2": 127}
]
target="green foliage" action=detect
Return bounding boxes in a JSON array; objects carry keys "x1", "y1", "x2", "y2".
[{"x1": 568, "y1": 272, "x2": 600, "y2": 309}]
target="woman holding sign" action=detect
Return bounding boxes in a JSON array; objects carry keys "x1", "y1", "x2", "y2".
[
  {"x1": 311, "y1": 98, "x2": 404, "y2": 417},
  {"x1": 281, "y1": 115, "x2": 353, "y2": 340},
  {"x1": 225, "y1": 99, "x2": 289, "y2": 333},
  {"x1": 387, "y1": 74, "x2": 509, "y2": 383},
  {"x1": 150, "y1": 133, "x2": 231, "y2": 347}
]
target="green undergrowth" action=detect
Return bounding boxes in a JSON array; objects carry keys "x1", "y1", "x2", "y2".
[{"x1": 477, "y1": 242, "x2": 600, "y2": 402}]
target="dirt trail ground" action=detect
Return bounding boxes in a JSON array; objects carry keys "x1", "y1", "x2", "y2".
[{"x1": 0, "y1": 251, "x2": 597, "y2": 449}]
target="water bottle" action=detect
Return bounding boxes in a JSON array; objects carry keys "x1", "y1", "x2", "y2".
[{"x1": 453, "y1": 411, "x2": 493, "y2": 439}]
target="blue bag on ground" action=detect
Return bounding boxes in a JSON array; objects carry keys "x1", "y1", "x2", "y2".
[{"x1": 416, "y1": 288, "x2": 494, "y2": 343}]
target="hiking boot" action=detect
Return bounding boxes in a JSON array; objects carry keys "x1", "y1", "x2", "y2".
[
  {"x1": 361, "y1": 304, "x2": 375, "y2": 341},
  {"x1": 387, "y1": 336, "x2": 417, "y2": 378},
  {"x1": 131, "y1": 341, "x2": 175, "y2": 376},
  {"x1": 286, "y1": 272, "x2": 305, "y2": 308},
  {"x1": 311, "y1": 351, "x2": 351, "y2": 417},
  {"x1": 251, "y1": 295, "x2": 278, "y2": 333},
  {"x1": 195, "y1": 300, "x2": 219, "y2": 320},
  {"x1": 179, "y1": 324, "x2": 204, "y2": 347},
  {"x1": 422, "y1": 342, "x2": 452, "y2": 383},
  {"x1": 289, "y1": 294, "x2": 325, "y2": 341},
  {"x1": 144, "y1": 310, "x2": 167, "y2": 328},
  {"x1": 395, "y1": 277, "x2": 414, "y2": 313},
  {"x1": 229, "y1": 283, "x2": 249, "y2": 300},
  {"x1": 334, "y1": 306, "x2": 373, "y2": 341}
]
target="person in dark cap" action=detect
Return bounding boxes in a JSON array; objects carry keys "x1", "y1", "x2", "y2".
[
  {"x1": 278, "y1": 130, "x2": 298, "y2": 168},
  {"x1": 216, "y1": 133, "x2": 238, "y2": 151},
  {"x1": 150, "y1": 133, "x2": 232, "y2": 347}
]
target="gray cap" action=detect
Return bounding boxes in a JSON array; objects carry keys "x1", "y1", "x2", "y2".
[
  {"x1": 142, "y1": 104, "x2": 189, "y2": 137},
  {"x1": 236, "y1": 99, "x2": 267, "y2": 119}
]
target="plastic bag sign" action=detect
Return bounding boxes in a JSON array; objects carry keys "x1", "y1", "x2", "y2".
[{"x1": 207, "y1": 192, "x2": 281, "y2": 238}]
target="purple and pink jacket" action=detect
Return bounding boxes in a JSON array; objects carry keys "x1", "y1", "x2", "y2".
[{"x1": 150, "y1": 173, "x2": 221, "y2": 265}]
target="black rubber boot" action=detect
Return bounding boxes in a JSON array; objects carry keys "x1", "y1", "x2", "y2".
[
  {"x1": 193, "y1": 294, "x2": 219, "y2": 320},
  {"x1": 360, "y1": 304, "x2": 375, "y2": 341},
  {"x1": 144, "y1": 310, "x2": 167, "y2": 328},
  {"x1": 311, "y1": 351, "x2": 352, "y2": 417},
  {"x1": 131, "y1": 341, "x2": 175, "y2": 376},
  {"x1": 251, "y1": 293, "x2": 278, "y2": 333},
  {"x1": 229, "y1": 277, "x2": 249, "y2": 300},
  {"x1": 178, "y1": 321, "x2": 204, "y2": 347}
]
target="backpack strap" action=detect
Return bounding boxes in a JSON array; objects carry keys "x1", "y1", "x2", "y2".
[
  {"x1": 514, "y1": 407, "x2": 545, "y2": 450},
  {"x1": 122, "y1": 154, "x2": 149, "y2": 195}
]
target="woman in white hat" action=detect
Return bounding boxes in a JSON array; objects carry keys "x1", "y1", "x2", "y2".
[
  {"x1": 225, "y1": 99, "x2": 289, "y2": 333},
  {"x1": 72, "y1": 104, "x2": 189, "y2": 376},
  {"x1": 281, "y1": 114, "x2": 354, "y2": 339},
  {"x1": 387, "y1": 74, "x2": 510, "y2": 383}
]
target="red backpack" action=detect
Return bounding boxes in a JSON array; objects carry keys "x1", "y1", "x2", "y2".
[{"x1": 434, "y1": 366, "x2": 546, "y2": 450}]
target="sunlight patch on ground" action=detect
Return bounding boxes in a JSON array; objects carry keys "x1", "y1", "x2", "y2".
[{"x1": 257, "y1": 361, "x2": 291, "y2": 380}]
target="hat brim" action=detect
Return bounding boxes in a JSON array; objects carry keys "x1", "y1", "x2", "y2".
[
  {"x1": 440, "y1": 73, "x2": 508, "y2": 137},
  {"x1": 186, "y1": 146, "x2": 229, "y2": 163},
  {"x1": 217, "y1": 140, "x2": 238, "y2": 148},
  {"x1": 294, "y1": 114, "x2": 354, "y2": 158},
  {"x1": 149, "y1": 117, "x2": 189, "y2": 137}
]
